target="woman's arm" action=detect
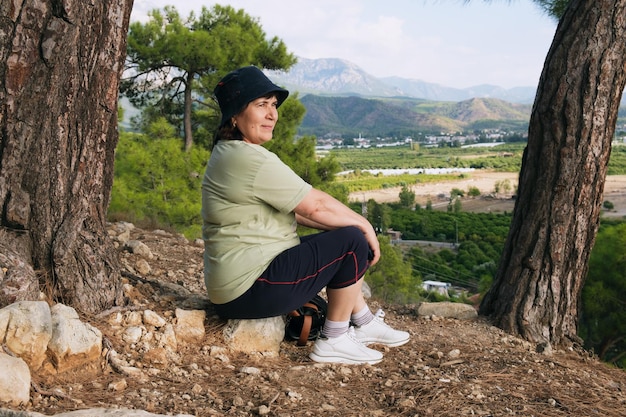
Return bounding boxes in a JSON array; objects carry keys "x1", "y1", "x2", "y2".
[
  {"x1": 294, "y1": 188, "x2": 380, "y2": 265},
  {"x1": 295, "y1": 213, "x2": 332, "y2": 230}
]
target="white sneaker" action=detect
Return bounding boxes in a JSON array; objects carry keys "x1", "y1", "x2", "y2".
[
  {"x1": 353, "y1": 309, "x2": 410, "y2": 347},
  {"x1": 309, "y1": 328, "x2": 383, "y2": 365}
]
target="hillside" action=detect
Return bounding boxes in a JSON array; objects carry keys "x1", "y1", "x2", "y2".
[
  {"x1": 8, "y1": 224, "x2": 625, "y2": 417},
  {"x1": 299, "y1": 95, "x2": 532, "y2": 137}
]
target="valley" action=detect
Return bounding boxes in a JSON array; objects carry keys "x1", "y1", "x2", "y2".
[{"x1": 350, "y1": 171, "x2": 626, "y2": 219}]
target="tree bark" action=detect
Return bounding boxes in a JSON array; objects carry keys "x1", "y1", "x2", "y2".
[
  {"x1": 480, "y1": 0, "x2": 626, "y2": 348},
  {"x1": 183, "y1": 71, "x2": 194, "y2": 152},
  {"x1": 0, "y1": 0, "x2": 134, "y2": 314}
]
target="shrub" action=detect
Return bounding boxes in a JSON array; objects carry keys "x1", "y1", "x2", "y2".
[{"x1": 109, "y1": 131, "x2": 210, "y2": 239}]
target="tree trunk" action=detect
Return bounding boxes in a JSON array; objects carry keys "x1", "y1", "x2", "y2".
[
  {"x1": 480, "y1": 0, "x2": 626, "y2": 348},
  {"x1": 0, "y1": 0, "x2": 134, "y2": 314},
  {"x1": 183, "y1": 71, "x2": 194, "y2": 152}
]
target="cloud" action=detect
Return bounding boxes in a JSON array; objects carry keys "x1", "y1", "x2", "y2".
[{"x1": 129, "y1": 0, "x2": 556, "y2": 89}]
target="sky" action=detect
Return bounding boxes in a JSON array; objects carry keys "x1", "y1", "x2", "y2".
[{"x1": 130, "y1": 0, "x2": 558, "y2": 89}]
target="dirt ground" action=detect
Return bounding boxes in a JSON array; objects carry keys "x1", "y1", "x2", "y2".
[
  {"x1": 10, "y1": 212, "x2": 626, "y2": 416},
  {"x1": 351, "y1": 171, "x2": 626, "y2": 219}
]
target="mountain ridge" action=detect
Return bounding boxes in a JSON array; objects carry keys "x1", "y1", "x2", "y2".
[
  {"x1": 266, "y1": 57, "x2": 538, "y2": 104},
  {"x1": 297, "y1": 94, "x2": 532, "y2": 138}
]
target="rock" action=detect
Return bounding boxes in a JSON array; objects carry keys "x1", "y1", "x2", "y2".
[
  {"x1": 142, "y1": 310, "x2": 166, "y2": 328},
  {"x1": 223, "y1": 316, "x2": 284, "y2": 354},
  {"x1": 158, "y1": 323, "x2": 177, "y2": 350},
  {"x1": 125, "y1": 240, "x2": 153, "y2": 259},
  {"x1": 115, "y1": 229, "x2": 131, "y2": 244},
  {"x1": 0, "y1": 301, "x2": 52, "y2": 370},
  {"x1": 48, "y1": 304, "x2": 102, "y2": 373},
  {"x1": 123, "y1": 311, "x2": 143, "y2": 326},
  {"x1": 448, "y1": 349, "x2": 461, "y2": 358},
  {"x1": 142, "y1": 347, "x2": 169, "y2": 366},
  {"x1": 108, "y1": 221, "x2": 134, "y2": 245},
  {"x1": 417, "y1": 302, "x2": 478, "y2": 320},
  {"x1": 135, "y1": 259, "x2": 151, "y2": 275},
  {"x1": 122, "y1": 326, "x2": 144, "y2": 344},
  {"x1": 0, "y1": 353, "x2": 30, "y2": 405},
  {"x1": 173, "y1": 309, "x2": 205, "y2": 343}
]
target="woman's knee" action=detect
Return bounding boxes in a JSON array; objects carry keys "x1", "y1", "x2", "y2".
[{"x1": 340, "y1": 226, "x2": 369, "y2": 253}]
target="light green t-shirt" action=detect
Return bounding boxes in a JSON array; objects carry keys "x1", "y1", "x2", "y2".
[{"x1": 201, "y1": 141, "x2": 312, "y2": 304}]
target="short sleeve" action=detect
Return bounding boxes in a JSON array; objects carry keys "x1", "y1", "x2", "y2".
[{"x1": 253, "y1": 152, "x2": 312, "y2": 213}]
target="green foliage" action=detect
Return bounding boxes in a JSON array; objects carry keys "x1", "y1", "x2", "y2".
[
  {"x1": 331, "y1": 144, "x2": 526, "y2": 172},
  {"x1": 450, "y1": 188, "x2": 465, "y2": 198},
  {"x1": 337, "y1": 171, "x2": 462, "y2": 193},
  {"x1": 533, "y1": 0, "x2": 569, "y2": 19},
  {"x1": 331, "y1": 144, "x2": 626, "y2": 175},
  {"x1": 494, "y1": 179, "x2": 512, "y2": 195},
  {"x1": 122, "y1": 5, "x2": 296, "y2": 148},
  {"x1": 392, "y1": 209, "x2": 510, "y2": 290},
  {"x1": 146, "y1": 117, "x2": 177, "y2": 140},
  {"x1": 398, "y1": 185, "x2": 416, "y2": 208},
  {"x1": 448, "y1": 197, "x2": 462, "y2": 213},
  {"x1": 366, "y1": 200, "x2": 392, "y2": 234},
  {"x1": 468, "y1": 186, "x2": 481, "y2": 197},
  {"x1": 579, "y1": 222, "x2": 626, "y2": 368},
  {"x1": 607, "y1": 144, "x2": 626, "y2": 175},
  {"x1": 109, "y1": 130, "x2": 210, "y2": 238},
  {"x1": 365, "y1": 236, "x2": 417, "y2": 303}
]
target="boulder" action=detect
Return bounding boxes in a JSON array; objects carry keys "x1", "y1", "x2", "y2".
[
  {"x1": 417, "y1": 301, "x2": 478, "y2": 320},
  {"x1": 47, "y1": 304, "x2": 102, "y2": 373},
  {"x1": 0, "y1": 301, "x2": 52, "y2": 370},
  {"x1": 223, "y1": 316, "x2": 285, "y2": 354},
  {"x1": 173, "y1": 309, "x2": 205, "y2": 343},
  {"x1": 0, "y1": 353, "x2": 30, "y2": 406}
]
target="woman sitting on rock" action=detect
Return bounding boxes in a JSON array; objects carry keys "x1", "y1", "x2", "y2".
[{"x1": 201, "y1": 66, "x2": 409, "y2": 365}]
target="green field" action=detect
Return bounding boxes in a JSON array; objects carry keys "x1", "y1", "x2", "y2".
[{"x1": 329, "y1": 141, "x2": 626, "y2": 175}]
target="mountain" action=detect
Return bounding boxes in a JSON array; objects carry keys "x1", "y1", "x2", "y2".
[
  {"x1": 267, "y1": 57, "x2": 537, "y2": 104},
  {"x1": 382, "y1": 77, "x2": 537, "y2": 104},
  {"x1": 266, "y1": 57, "x2": 403, "y2": 97},
  {"x1": 298, "y1": 95, "x2": 532, "y2": 137}
]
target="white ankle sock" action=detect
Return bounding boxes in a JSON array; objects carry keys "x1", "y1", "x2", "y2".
[
  {"x1": 322, "y1": 319, "x2": 349, "y2": 338},
  {"x1": 351, "y1": 305, "x2": 374, "y2": 327}
]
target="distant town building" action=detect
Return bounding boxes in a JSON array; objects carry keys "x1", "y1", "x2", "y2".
[{"x1": 421, "y1": 280, "x2": 451, "y2": 297}]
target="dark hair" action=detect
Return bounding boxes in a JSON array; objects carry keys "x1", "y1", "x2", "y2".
[{"x1": 212, "y1": 122, "x2": 243, "y2": 149}]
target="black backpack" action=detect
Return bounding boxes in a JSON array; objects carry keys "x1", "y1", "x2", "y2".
[{"x1": 285, "y1": 295, "x2": 327, "y2": 346}]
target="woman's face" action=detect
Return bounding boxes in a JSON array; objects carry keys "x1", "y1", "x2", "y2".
[{"x1": 233, "y1": 95, "x2": 279, "y2": 145}]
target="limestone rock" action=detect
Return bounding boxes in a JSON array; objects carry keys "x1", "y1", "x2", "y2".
[
  {"x1": 173, "y1": 309, "x2": 205, "y2": 343},
  {"x1": 417, "y1": 301, "x2": 478, "y2": 320},
  {"x1": 48, "y1": 304, "x2": 102, "y2": 373},
  {"x1": 158, "y1": 323, "x2": 178, "y2": 350},
  {"x1": 0, "y1": 353, "x2": 30, "y2": 406},
  {"x1": 125, "y1": 240, "x2": 153, "y2": 259},
  {"x1": 142, "y1": 310, "x2": 166, "y2": 328},
  {"x1": 223, "y1": 316, "x2": 284, "y2": 354},
  {"x1": 135, "y1": 259, "x2": 151, "y2": 275},
  {"x1": 0, "y1": 301, "x2": 52, "y2": 370}
]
